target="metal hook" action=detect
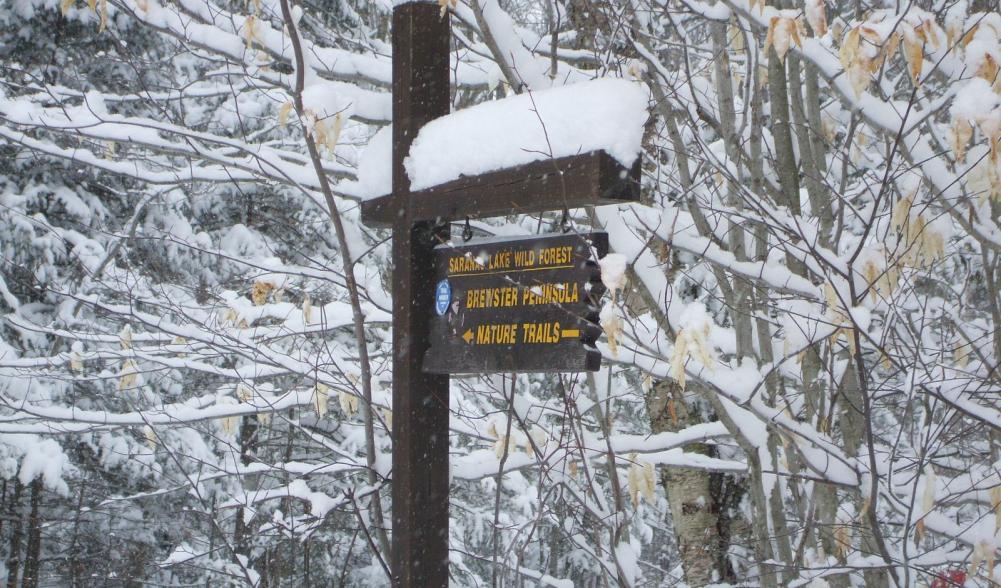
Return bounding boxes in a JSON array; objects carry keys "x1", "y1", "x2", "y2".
[
  {"x1": 559, "y1": 208, "x2": 570, "y2": 233},
  {"x1": 462, "y1": 217, "x2": 473, "y2": 241}
]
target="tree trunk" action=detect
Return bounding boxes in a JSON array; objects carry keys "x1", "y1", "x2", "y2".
[
  {"x1": 234, "y1": 413, "x2": 258, "y2": 556},
  {"x1": 20, "y1": 479, "x2": 42, "y2": 588},
  {"x1": 647, "y1": 379, "x2": 736, "y2": 586},
  {"x1": 68, "y1": 484, "x2": 85, "y2": 588},
  {"x1": 6, "y1": 481, "x2": 24, "y2": 588},
  {"x1": 840, "y1": 360, "x2": 889, "y2": 588}
]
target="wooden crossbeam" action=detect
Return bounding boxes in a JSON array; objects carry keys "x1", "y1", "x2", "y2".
[{"x1": 360, "y1": 150, "x2": 640, "y2": 227}]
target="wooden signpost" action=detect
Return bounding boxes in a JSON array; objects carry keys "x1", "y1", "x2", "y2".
[{"x1": 358, "y1": 3, "x2": 639, "y2": 585}]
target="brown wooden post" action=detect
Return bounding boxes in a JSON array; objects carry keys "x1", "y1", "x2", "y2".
[{"x1": 391, "y1": 3, "x2": 451, "y2": 586}]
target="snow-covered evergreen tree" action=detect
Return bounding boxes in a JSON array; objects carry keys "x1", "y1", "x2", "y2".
[{"x1": 2, "y1": 0, "x2": 1001, "y2": 585}]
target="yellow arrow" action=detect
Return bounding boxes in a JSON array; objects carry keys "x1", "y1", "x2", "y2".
[
  {"x1": 562, "y1": 328, "x2": 580, "y2": 339},
  {"x1": 462, "y1": 329, "x2": 474, "y2": 344}
]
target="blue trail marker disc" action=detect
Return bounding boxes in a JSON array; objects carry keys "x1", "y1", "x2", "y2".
[{"x1": 434, "y1": 280, "x2": 451, "y2": 316}]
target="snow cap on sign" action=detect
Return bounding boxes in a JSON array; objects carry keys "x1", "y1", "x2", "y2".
[
  {"x1": 355, "y1": 125, "x2": 393, "y2": 199},
  {"x1": 404, "y1": 77, "x2": 649, "y2": 191}
]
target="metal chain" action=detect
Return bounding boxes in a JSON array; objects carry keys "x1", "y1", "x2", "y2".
[{"x1": 462, "y1": 217, "x2": 473, "y2": 241}]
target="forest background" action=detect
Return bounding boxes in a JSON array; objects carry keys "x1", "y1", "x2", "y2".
[{"x1": 2, "y1": 0, "x2": 1001, "y2": 585}]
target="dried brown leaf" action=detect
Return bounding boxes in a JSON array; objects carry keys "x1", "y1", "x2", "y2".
[
  {"x1": 805, "y1": 0, "x2": 826, "y2": 36},
  {"x1": 961, "y1": 24, "x2": 979, "y2": 47},
  {"x1": 764, "y1": 16, "x2": 778, "y2": 58},
  {"x1": 839, "y1": 27, "x2": 861, "y2": 71},
  {"x1": 902, "y1": 30, "x2": 924, "y2": 85}
]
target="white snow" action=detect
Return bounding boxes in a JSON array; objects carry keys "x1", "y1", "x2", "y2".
[
  {"x1": 404, "y1": 78, "x2": 648, "y2": 191},
  {"x1": 848, "y1": 306, "x2": 871, "y2": 331},
  {"x1": 678, "y1": 302, "x2": 712, "y2": 333},
  {"x1": 160, "y1": 542, "x2": 200, "y2": 566},
  {"x1": 599, "y1": 253, "x2": 628, "y2": 294},
  {"x1": 301, "y1": 79, "x2": 355, "y2": 122},
  {"x1": 353, "y1": 124, "x2": 392, "y2": 198},
  {"x1": 614, "y1": 538, "x2": 640, "y2": 585},
  {"x1": 17, "y1": 437, "x2": 72, "y2": 495},
  {"x1": 462, "y1": 0, "x2": 550, "y2": 90},
  {"x1": 952, "y1": 78, "x2": 999, "y2": 124}
]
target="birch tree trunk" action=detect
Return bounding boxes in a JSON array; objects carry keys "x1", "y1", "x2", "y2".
[{"x1": 647, "y1": 379, "x2": 739, "y2": 585}]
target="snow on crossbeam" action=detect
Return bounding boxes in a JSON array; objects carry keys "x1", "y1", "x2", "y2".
[
  {"x1": 360, "y1": 78, "x2": 648, "y2": 226},
  {"x1": 406, "y1": 78, "x2": 648, "y2": 190}
]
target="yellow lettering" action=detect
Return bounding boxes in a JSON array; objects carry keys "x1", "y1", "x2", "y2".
[
  {"x1": 520, "y1": 282, "x2": 580, "y2": 306},
  {"x1": 514, "y1": 249, "x2": 535, "y2": 267},
  {"x1": 465, "y1": 287, "x2": 519, "y2": 309},
  {"x1": 521, "y1": 322, "x2": 561, "y2": 343},
  {"x1": 475, "y1": 323, "x2": 518, "y2": 344},
  {"x1": 536, "y1": 246, "x2": 572, "y2": 267},
  {"x1": 487, "y1": 251, "x2": 511, "y2": 270},
  {"x1": 449, "y1": 255, "x2": 485, "y2": 275}
]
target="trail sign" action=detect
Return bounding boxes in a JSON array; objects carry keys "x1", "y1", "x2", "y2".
[
  {"x1": 424, "y1": 232, "x2": 608, "y2": 373},
  {"x1": 358, "y1": 3, "x2": 641, "y2": 585}
]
